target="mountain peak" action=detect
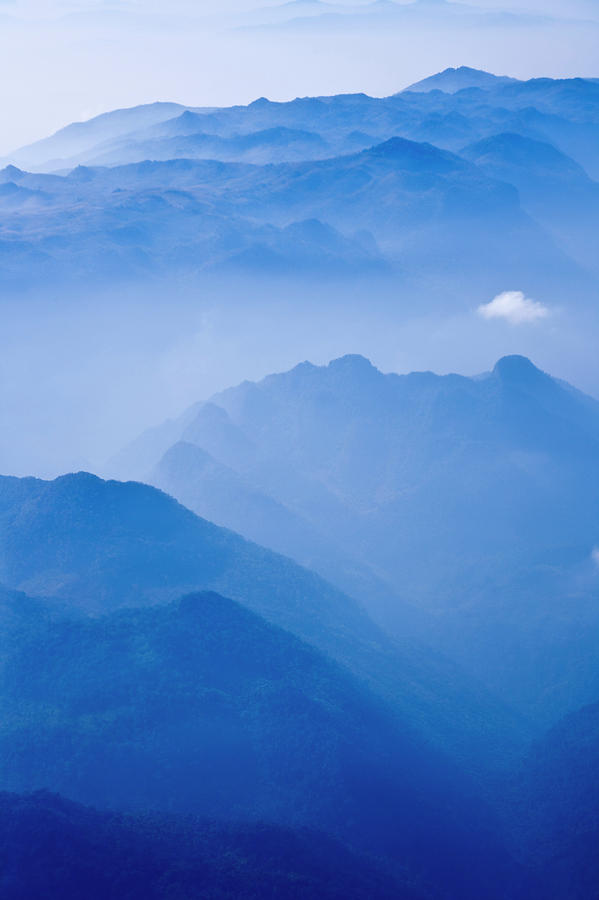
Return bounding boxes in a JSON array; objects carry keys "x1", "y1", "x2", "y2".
[
  {"x1": 493, "y1": 355, "x2": 547, "y2": 383},
  {"x1": 461, "y1": 132, "x2": 588, "y2": 179},
  {"x1": 55, "y1": 470, "x2": 103, "y2": 487},
  {"x1": 363, "y1": 136, "x2": 459, "y2": 169},
  {"x1": 0, "y1": 164, "x2": 25, "y2": 182},
  {"x1": 177, "y1": 110, "x2": 202, "y2": 123},
  {"x1": 403, "y1": 67, "x2": 518, "y2": 95},
  {"x1": 249, "y1": 97, "x2": 272, "y2": 108},
  {"x1": 327, "y1": 354, "x2": 377, "y2": 374},
  {"x1": 66, "y1": 165, "x2": 97, "y2": 181}
]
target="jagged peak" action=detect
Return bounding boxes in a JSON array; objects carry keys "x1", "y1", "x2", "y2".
[
  {"x1": 327, "y1": 354, "x2": 377, "y2": 373},
  {"x1": 1, "y1": 164, "x2": 24, "y2": 179}
]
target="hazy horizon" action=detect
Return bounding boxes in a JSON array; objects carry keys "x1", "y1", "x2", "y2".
[{"x1": 1, "y1": 0, "x2": 598, "y2": 154}]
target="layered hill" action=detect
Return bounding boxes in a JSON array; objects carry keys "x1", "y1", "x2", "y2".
[
  {"x1": 0, "y1": 473, "x2": 526, "y2": 774},
  {"x1": 5, "y1": 72, "x2": 599, "y2": 177},
  {"x1": 1, "y1": 71, "x2": 598, "y2": 297},
  {"x1": 0, "y1": 791, "x2": 410, "y2": 900},
  {"x1": 462, "y1": 131, "x2": 599, "y2": 272},
  {"x1": 0, "y1": 585, "x2": 521, "y2": 897},
  {"x1": 120, "y1": 354, "x2": 599, "y2": 725},
  {"x1": 0, "y1": 137, "x2": 581, "y2": 296}
]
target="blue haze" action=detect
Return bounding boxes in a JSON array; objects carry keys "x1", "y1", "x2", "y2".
[{"x1": 0, "y1": 58, "x2": 598, "y2": 900}]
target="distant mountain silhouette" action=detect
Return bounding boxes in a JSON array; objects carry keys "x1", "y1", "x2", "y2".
[
  {"x1": 463, "y1": 131, "x2": 589, "y2": 178},
  {"x1": 404, "y1": 66, "x2": 518, "y2": 94},
  {"x1": 5, "y1": 73, "x2": 598, "y2": 177},
  {"x1": 1, "y1": 73, "x2": 598, "y2": 296},
  {"x1": 82, "y1": 126, "x2": 331, "y2": 168},
  {"x1": 0, "y1": 132, "x2": 583, "y2": 295},
  {"x1": 4, "y1": 102, "x2": 194, "y2": 171},
  {"x1": 246, "y1": 0, "x2": 556, "y2": 32},
  {"x1": 462, "y1": 131, "x2": 599, "y2": 273}
]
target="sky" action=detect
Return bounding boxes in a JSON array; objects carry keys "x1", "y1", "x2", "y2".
[{"x1": 0, "y1": 0, "x2": 598, "y2": 154}]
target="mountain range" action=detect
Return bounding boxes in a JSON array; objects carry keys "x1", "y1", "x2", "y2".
[
  {"x1": 406, "y1": 66, "x2": 519, "y2": 93},
  {"x1": 7, "y1": 68, "x2": 599, "y2": 177},
  {"x1": 240, "y1": 0, "x2": 576, "y2": 32},
  {"x1": 1, "y1": 70, "x2": 598, "y2": 300},
  {"x1": 1, "y1": 354, "x2": 598, "y2": 895},
  {"x1": 111, "y1": 353, "x2": 599, "y2": 726},
  {"x1": 0, "y1": 471, "x2": 526, "y2": 775},
  {"x1": 0, "y1": 791, "x2": 407, "y2": 899},
  {"x1": 1, "y1": 367, "x2": 596, "y2": 894},
  {"x1": 0, "y1": 582, "x2": 523, "y2": 897},
  {"x1": 2, "y1": 64, "x2": 599, "y2": 898}
]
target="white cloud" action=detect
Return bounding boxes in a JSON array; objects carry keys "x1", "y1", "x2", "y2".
[
  {"x1": 477, "y1": 290, "x2": 550, "y2": 325},
  {"x1": 592, "y1": 547, "x2": 599, "y2": 567}
]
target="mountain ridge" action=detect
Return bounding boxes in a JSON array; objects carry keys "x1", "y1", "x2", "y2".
[
  {"x1": 118, "y1": 353, "x2": 599, "y2": 726},
  {"x1": 404, "y1": 66, "x2": 519, "y2": 94},
  {"x1": 0, "y1": 470, "x2": 528, "y2": 774}
]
